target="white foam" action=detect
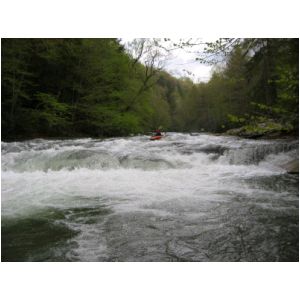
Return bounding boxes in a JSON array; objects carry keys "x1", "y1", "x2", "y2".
[{"x1": 1, "y1": 134, "x2": 297, "y2": 219}]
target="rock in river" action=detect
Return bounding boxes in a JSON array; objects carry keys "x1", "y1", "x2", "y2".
[{"x1": 281, "y1": 159, "x2": 299, "y2": 174}]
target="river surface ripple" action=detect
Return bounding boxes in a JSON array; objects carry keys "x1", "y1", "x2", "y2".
[{"x1": 1, "y1": 133, "x2": 299, "y2": 261}]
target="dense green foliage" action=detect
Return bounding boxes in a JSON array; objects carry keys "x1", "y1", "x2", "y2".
[
  {"x1": 183, "y1": 38, "x2": 299, "y2": 136},
  {"x1": 2, "y1": 39, "x2": 161, "y2": 139},
  {"x1": 1, "y1": 38, "x2": 298, "y2": 140}
]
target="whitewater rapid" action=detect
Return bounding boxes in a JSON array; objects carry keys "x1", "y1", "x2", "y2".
[{"x1": 1, "y1": 133, "x2": 299, "y2": 261}]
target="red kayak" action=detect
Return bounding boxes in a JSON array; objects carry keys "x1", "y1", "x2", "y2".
[{"x1": 150, "y1": 135, "x2": 162, "y2": 141}]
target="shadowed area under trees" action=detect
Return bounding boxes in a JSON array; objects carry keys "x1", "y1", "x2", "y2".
[{"x1": 1, "y1": 38, "x2": 298, "y2": 140}]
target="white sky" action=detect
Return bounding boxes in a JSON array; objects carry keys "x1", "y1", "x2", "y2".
[
  {"x1": 122, "y1": 38, "x2": 219, "y2": 83},
  {"x1": 164, "y1": 45, "x2": 213, "y2": 83}
]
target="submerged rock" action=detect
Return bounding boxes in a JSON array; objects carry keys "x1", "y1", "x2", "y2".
[{"x1": 281, "y1": 159, "x2": 299, "y2": 174}]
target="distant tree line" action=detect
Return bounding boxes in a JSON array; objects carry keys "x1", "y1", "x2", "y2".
[
  {"x1": 179, "y1": 38, "x2": 299, "y2": 136},
  {"x1": 1, "y1": 38, "x2": 298, "y2": 140}
]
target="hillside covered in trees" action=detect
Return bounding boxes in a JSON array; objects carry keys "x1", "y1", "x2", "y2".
[{"x1": 1, "y1": 38, "x2": 298, "y2": 140}]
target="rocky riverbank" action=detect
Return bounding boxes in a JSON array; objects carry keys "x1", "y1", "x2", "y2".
[{"x1": 225, "y1": 121, "x2": 298, "y2": 140}]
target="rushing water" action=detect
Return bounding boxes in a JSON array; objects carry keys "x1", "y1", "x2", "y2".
[{"x1": 1, "y1": 133, "x2": 299, "y2": 261}]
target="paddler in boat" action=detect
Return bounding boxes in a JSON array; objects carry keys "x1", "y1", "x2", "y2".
[
  {"x1": 153, "y1": 125, "x2": 165, "y2": 136},
  {"x1": 154, "y1": 128, "x2": 162, "y2": 136},
  {"x1": 150, "y1": 126, "x2": 165, "y2": 140}
]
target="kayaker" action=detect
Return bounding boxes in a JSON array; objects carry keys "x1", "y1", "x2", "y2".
[{"x1": 154, "y1": 129, "x2": 162, "y2": 136}]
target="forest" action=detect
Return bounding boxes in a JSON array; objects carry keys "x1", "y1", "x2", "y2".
[{"x1": 1, "y1": 38, "x2": 299, "y2": 140}]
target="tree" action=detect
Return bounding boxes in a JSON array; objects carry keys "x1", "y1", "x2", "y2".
[{"x1": 2, "y1": 39, "x2": 33, "y2": 136}]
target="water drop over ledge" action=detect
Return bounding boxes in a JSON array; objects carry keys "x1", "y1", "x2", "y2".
[{"x1": 1, "y1": 133, "x2": 298, "y2": 261}]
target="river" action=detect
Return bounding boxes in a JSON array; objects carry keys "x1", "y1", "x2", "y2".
[{"x1": 1, "y1": 133, "x2": 299, "y2": 261}]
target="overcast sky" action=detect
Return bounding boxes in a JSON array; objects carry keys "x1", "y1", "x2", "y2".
[
  {"x1": 122, "y1": 38, "x2": 219, "y2": 83},
  {"x1": 163, "y1": 46, "x2": 213, "y2": 83}
]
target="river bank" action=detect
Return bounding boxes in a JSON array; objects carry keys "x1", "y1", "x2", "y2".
[{"x1": 225, "y1": 122, "x2": 298, "y2": 140}]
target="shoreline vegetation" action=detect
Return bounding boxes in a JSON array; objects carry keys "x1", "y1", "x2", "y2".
[
  {"x1": 2, "y1": 130, "x2": 298, "y2": 143},
  {"x1": 2, "y1": 123, "x2": 299, "y2": 142},
  {"x1": 1, "y1": 38, "x2": 298, "y2": 142}
]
